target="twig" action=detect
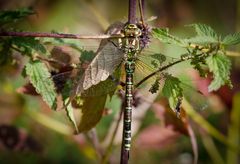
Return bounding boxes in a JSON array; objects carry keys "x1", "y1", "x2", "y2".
[
  {"x1": 135, "y1": 52, "x2": 207, "y2": 88},
  {"x1": 141, "y1": 0, "x2": 145, "y2": 14},
  {"x1": 0, "y1": 31, "x2": 123, "y2": 39},
  {"x1": 135, "y1": 58, "x2": 183, "y2": 87},
  {"x1": 138, "y1": 0, "x2": 146, "y2": 27}
]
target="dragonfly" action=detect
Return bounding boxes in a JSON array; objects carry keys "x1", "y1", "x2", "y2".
[{"x1": 41, "y1": 20, "x2": 208, "y2": 155}]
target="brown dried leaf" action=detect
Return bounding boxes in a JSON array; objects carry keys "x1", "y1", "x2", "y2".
[{"x1": 152, "y1": 99, "x2": 189, "y2": 135}]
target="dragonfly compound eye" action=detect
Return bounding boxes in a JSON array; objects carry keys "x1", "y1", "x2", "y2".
[{"x1": 124, "y1": 24, "x2": 142, "y2": 37}]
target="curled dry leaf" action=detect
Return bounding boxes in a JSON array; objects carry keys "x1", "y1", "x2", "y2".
[{"x1": 153, "y1": 99, "x2": 189, "y2": 135}]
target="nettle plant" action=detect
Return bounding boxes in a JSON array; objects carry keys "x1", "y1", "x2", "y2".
[{"x1": 0, "y1": 4, "x2": 239, "y2": 164}]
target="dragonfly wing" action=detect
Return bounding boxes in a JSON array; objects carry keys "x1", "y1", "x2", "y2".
[
  {"x1": 83, "y1": 41, "x2": 124, "y2": 89},
  {"x1": 92, "y1": 22, "x2": 124, "y2": 84},
  {"x1": 74, "y1": 22, "x2": 125, "y2": 95}
]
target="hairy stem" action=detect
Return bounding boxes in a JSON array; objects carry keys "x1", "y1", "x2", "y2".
[
  {"x1": 0, "y1": 31, "x2": 123, "y2": 39},
  {"x1": 138, "y1": 0, "x2": 145, "y2": 27},
  {"x1": 135, "y1": 52, "x2": 207, "y2": 88},
  {"x1": 135, "y1": 58, "x2": 183, "y2": 87},
  {"x1": 120, "y1": 148, "x2": 129, "y2": 164},
  {"x1": 128, "y1": 0, "x2": 137, "y2": 23}
]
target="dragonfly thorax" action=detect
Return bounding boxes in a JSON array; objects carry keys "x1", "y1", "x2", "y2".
[{"x1": 121, "y1": 24, "x2": 142, "y2": 62}]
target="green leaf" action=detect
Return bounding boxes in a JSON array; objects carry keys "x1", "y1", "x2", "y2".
[
  {"x1": 162, "y1": 74, "x2": 183, "y2": 110},
  {"x1": 222, "y1": 32, "x2": 240, "y2": 45},
  {"x1": 25, "y1": 60, "x2": 57, "y2": 109},
  {"x1": 152, "y1": 28, "x2": 188, "y2": 47},
  {"x1": 12, "y1": 37, "x2": 46, "y2": 55},
  {"x1": 65, "y1": 99, "x2": 79, "y2": 133},
  {"x1": 76, "y1": 75, "x2": 119, "y2": 132},
  {"x1": 61, "y1": 79, "x2": 73, "y2": 101},
  {"x1": 189, "y1": 54, "x2": 208, "y2": 77},
  {"x1": 77, "y1": 69, "x2": 120, "y2": 131},
  {"x1": 0, "y1": 8, "x2": 35, "y2": 26},
  {"x1": 206, "y1": 54, "x2": 232, "y2": 92},
  {"x1": 78, "y1": 96, "x2": 107, "y2": 132},
  {"x1": 149, "y1": 76, "x2": 161, "y2": 93},
  {"x1": 185, "y1": 36, "x2": 219, "y2": 44},
  {"x1": 150, "y1": 53, "x2": 167, "y2": 67},
  {"x1": 188, "y1": 23, "x2": 218, "y2": 40}
]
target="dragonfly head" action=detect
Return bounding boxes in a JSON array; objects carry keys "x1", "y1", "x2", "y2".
[{"x1": 123, "y1": 24, "x2": 142, "y2": 37}]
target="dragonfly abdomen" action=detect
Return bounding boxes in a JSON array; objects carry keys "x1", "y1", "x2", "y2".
[{"x1": 123, "y1": 61, "x2": 135, "y2": 151}]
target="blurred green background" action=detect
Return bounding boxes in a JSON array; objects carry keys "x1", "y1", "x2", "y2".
[{"x1": 0, "y1": 0, "x2": 239, "y2": 164}]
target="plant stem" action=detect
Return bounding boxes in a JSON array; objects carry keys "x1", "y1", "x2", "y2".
[
  {"x1": 0, "y1": 31, "x2": 123, "y2": 39},
  {"x1": 141, "y1": 0, "x2": 145, "y2": 14},
  {"x1": 128, "y1": 0, "x2": 137, "y2": 23},
  {"x1": 135, "y1": 52, "x2": 207, "y2": 88},
  {"x1": 138, "y1": 0, "x2": 145, "y2": 27},
  {"x1": 135, "y1": 58, "x2": 183, "y2": 87},
  {"x1": 120, "y1": 148, "x2": 129, "y2": 164}
]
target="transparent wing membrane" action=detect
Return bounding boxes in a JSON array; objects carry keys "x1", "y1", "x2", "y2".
[
  {"x1": 134, "y1": 48, "x2": 209, "y2": 111},
  {"x1": 74, "y1": 40, "x2": 124, "y2": 92}
]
